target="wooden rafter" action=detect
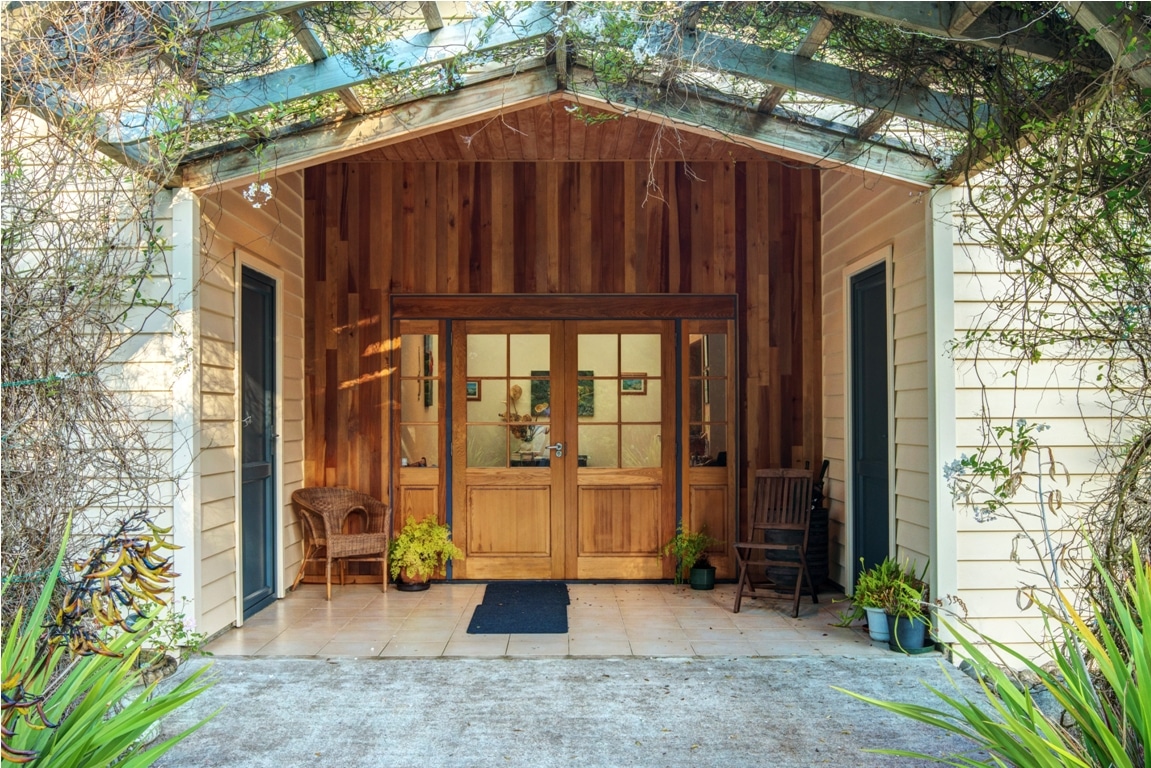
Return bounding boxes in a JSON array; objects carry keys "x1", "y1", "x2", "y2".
[
  {"x1": 1064, "y1": 1, "x2": 1151, "y2": 89},
  {"x1": 757, "y1": 14, "x2": 835, "y2": 113},
  {"x1": 818, "y1": 1, "x2": 1087, "y2": 63},
  {"x1": 176, "y1": 68, "x2": 559, "y2": 190},
  {"x1": 660, "y1": 29, "x2": 981, "y2": 132},
  {"x1": 420, "y1": 2, "x2": 444, "y2": 31},
  {"x1": 948, "y1": 2, "x2": 994, "y2": 36},
  {"x1": 287, "y1": 10, "x2": 365, "y2": 114},
  {"x1": 564, "y1": 68, "x2": 940, "y2": 186},
  {"x1": 173, "y1": 1, "x2": 324, "y2": 32},
  {"x1": 109, "y1": 1, "x2": 556, "y2": 146}
]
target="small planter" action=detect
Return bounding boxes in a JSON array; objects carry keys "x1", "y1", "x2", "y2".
[
  {"x1": 396, "y1": 568, "x2": 430, "y2": 592},
  {"x1": 863, "y1": 606, "x2": 889, "y2": 642},
  {"x1": 886, "y1": 613, "x2": 931, "y2": 653},
  {"x1": 689, "y1": 565, "x2": 716, "y2": 590}
]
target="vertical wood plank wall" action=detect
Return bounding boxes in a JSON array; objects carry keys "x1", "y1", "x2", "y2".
[{"x1": 304, "y1": 160, "x2": 822, "y2": 518}]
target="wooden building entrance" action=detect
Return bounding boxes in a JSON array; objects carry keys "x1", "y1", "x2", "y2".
[
  {"x1": 391, "y1": 296, "x2": 738, "y2": 582},
  {"x1": 451, "y1": 319, "x2": 674, "y2": 580}
]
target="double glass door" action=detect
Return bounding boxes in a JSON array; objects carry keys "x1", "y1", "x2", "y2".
[{"x1": 450, "y1": 320, "x2": 674, "y2": 580}]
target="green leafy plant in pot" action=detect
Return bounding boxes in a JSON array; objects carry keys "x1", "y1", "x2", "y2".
[
  {"x1": 836, "y1": 557, "x2": 905, "y2": 642},
  {"x1": 881, "y1": 569, "x2": 932, "y2": 653},
  {"x1": 660, "y1": 525, "x2": 719, "y2": 589},
  {"x1": 389, "y1": 516, "x2": 464, "y2": 591}
]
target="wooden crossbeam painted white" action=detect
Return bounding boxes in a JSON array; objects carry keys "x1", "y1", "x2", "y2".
[{"x1": 111, "y1": 2, "x2": 555, "y2": 146}]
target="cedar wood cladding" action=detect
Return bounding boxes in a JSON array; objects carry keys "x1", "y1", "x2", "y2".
[{"x1": 303, "y1": 160, "x2": 822, "y2": 502}]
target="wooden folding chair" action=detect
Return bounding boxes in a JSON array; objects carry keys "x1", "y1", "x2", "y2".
[{"x1": 732, "y1": 468, "x2": 818, "y2": 617}]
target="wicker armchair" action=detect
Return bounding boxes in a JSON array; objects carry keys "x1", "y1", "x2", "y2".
[{"x1": 290, "y1": 487, "x2": 392, "y2": 600}]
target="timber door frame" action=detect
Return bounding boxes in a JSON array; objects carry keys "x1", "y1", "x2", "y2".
[
  {"x1": 843, "y1": 248, "x2": 895, "y2": 590},
  {"x1": 391, "y1": 295, "x2": 738, "y2": 581}
]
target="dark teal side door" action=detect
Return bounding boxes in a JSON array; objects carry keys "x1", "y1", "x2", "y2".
[
  {"x1": 241, "y1": 267, "x2": 277, "y2": 618},
  {"x1": 850, "y1": 262, "x2": 889, "y2": 581}
]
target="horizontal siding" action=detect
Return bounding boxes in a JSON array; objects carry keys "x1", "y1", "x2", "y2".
[
  {"x1": 946, "y1": 183, "x2": 1125, "y2": 660},
  {"x1": 194, "y1": 172, "x2": 306, "y2": 637},
  {"x1": 821, "y1": 171, "x2": 929, "y2": 589}
]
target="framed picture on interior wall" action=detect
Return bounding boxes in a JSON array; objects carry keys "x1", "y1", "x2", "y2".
[
  {"x1": 465, "y1": 380, "x2": 481, "y2": 401},
  {"x1": 620, "y1": 373, "x2": 647, "y2": 395},
  {"x1": 531, "y1": 370, "x2": 595, "y2": 416}
]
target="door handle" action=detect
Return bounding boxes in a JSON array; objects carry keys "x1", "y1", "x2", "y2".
[{"x1": 543, "y1": 442, "x2": 564, "y2": 458}]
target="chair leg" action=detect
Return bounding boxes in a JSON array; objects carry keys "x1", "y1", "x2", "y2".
[
  {"x1": 290, "y1": 543, "x2": 315, "y2": 592},
  {"x1": 790, "y1": 563, "x2": 803, "y2": 618},
  {"x1": 803, "y1": 554, "x2": 819, "y2": 605},
  {"x1": 733, "y1": 549, "x2": 751, "y2": 613},
  {"x1": 325, "y1": 558, "x2": 333, "y2": 601},
  {"x1": 381, "y1": 555, "x2": 387, "y2": 593}
]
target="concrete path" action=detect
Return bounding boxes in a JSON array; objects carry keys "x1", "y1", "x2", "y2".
[{"x1": 153, "y1": 654, "x2": 985, "y2": 767}]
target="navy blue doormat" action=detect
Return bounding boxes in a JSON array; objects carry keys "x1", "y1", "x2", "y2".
[{"x1": 466, "y1": 581, "x2": 570, "y2": 634}]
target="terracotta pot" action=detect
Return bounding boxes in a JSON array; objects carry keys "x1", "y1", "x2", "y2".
[{"x1": 397, "y1": 568, "x2": 431, "y2": 592}]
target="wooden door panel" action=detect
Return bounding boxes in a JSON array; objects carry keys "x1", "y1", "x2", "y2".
[
  {"x1": 688, "y1": 482, "x2": 732, "y2": 578},
  {"x1": 467, "y1": 487, "x2": 551, "y2": 555},
  {"x1": 577, "y1": 487, "x2": 661, "y2": 555},
  {"x1": 398, "y1": 486, "x2": 439, "y2": 529}
]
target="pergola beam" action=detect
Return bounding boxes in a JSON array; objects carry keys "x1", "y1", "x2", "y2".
[
  {"x1": 757, "y1": 14, "x2": 835, "y2": 113},
  {"x1": 1064, "y1": 1, "x2": 1151, "y2": 89},
  {"x1": 287, "y1": 10, "x2": 366, "y2": 114},
  {"x1": 818, "y1": 1, "x2": 1082, "y2": 63},
  {"x1": 948, "y1": 1, "x2": 993, "y2": 36},
  {"x1": 420, "y1": 2, "x2": 444, "y2": 31},
  {"x1": 171, "y1": 1, "x2": 324, "y2": 32},
  {"x1": 176, "y1": 68, "x2": 559, "y2": 190},
  {"x1": 109, "y1": 2, "x2": 555, "y2": 146},
  {"x1": 566, "y1": 69, "x2": 941, "y2": 187},
  {"x1": 663, "y1": 29, "x2": 980, "y2": 132}
]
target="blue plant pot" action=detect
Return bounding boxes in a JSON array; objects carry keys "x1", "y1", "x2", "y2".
[
  {"x1": 689, "y1": 566, "x2": 716, "y2": 590},
  {"x1": 886, "y1": 613, "x2": 930, "y2": 652}
]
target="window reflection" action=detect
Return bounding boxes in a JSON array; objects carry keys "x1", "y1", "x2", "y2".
[{"x1": 688, "y1": 332, "x2": 727, "y2": 467}]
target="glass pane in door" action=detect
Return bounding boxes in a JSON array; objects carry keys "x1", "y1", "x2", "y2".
[
  {"x1": 575, "y1": 331, "x2": 662, "y2": 468},
  {"x1": 398, "y1": 333, "x2": 439, "y2": 466},
  {"x1": 465, "y1": 331, "x2": 552, "y2": 467}
]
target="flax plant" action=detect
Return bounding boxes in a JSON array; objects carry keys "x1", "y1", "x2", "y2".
[
  {"x1": 838, "y1": 545, "x2": 1149, "y2": 767},
  {"x1": 2, "y1": 517, "x2": 215, "y2": 766}
]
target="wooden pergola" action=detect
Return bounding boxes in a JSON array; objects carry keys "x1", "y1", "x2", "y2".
[{"x1": 9, "y1": 2, "x2": 1147, "y2": 190}]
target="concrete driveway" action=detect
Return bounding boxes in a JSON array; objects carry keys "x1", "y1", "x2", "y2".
[{"x1": 153, "y1": 654, "x2": 985, "y2": 767}]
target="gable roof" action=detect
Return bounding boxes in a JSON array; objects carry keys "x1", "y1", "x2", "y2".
[{"x1": 8, "y1": 1, "x2": 1144, "y2": 190}]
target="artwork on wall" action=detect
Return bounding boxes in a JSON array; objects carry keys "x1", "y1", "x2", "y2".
[
  {"x1": 531, "y1": 370, "x2": 594, "y2": 416},
  {"x1": 620, "y1": 373, "x2": 647, "y2": 395},
  {"x1": 465, "y1": 380, "x2": 481, "y2": 400}
]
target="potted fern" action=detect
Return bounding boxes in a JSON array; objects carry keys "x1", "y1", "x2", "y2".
[
  {"x1": 389, "y1": 515, "x2": 464, "y2": 591},
  {"x1": 660, "y1": 525, "x2": 719, "y2": 589},
  {"x1": 841, "y1": 557, "x2": 905, "y2": 642}
]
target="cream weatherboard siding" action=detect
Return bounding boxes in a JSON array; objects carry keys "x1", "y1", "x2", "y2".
[
  {"x1": 192, "y1": 174, "x2": 307, "y2": 637},
  {"x1": 948, "y1": 207, "x2": 1107, "y2": 647},
  {"x1": 820, "y1": 171, "x2": 932, "y2": 591}
]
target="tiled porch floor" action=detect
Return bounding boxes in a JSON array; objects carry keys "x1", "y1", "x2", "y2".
[{"x1": 206, "y1": 582, "x2": 889, "y2": 658}]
